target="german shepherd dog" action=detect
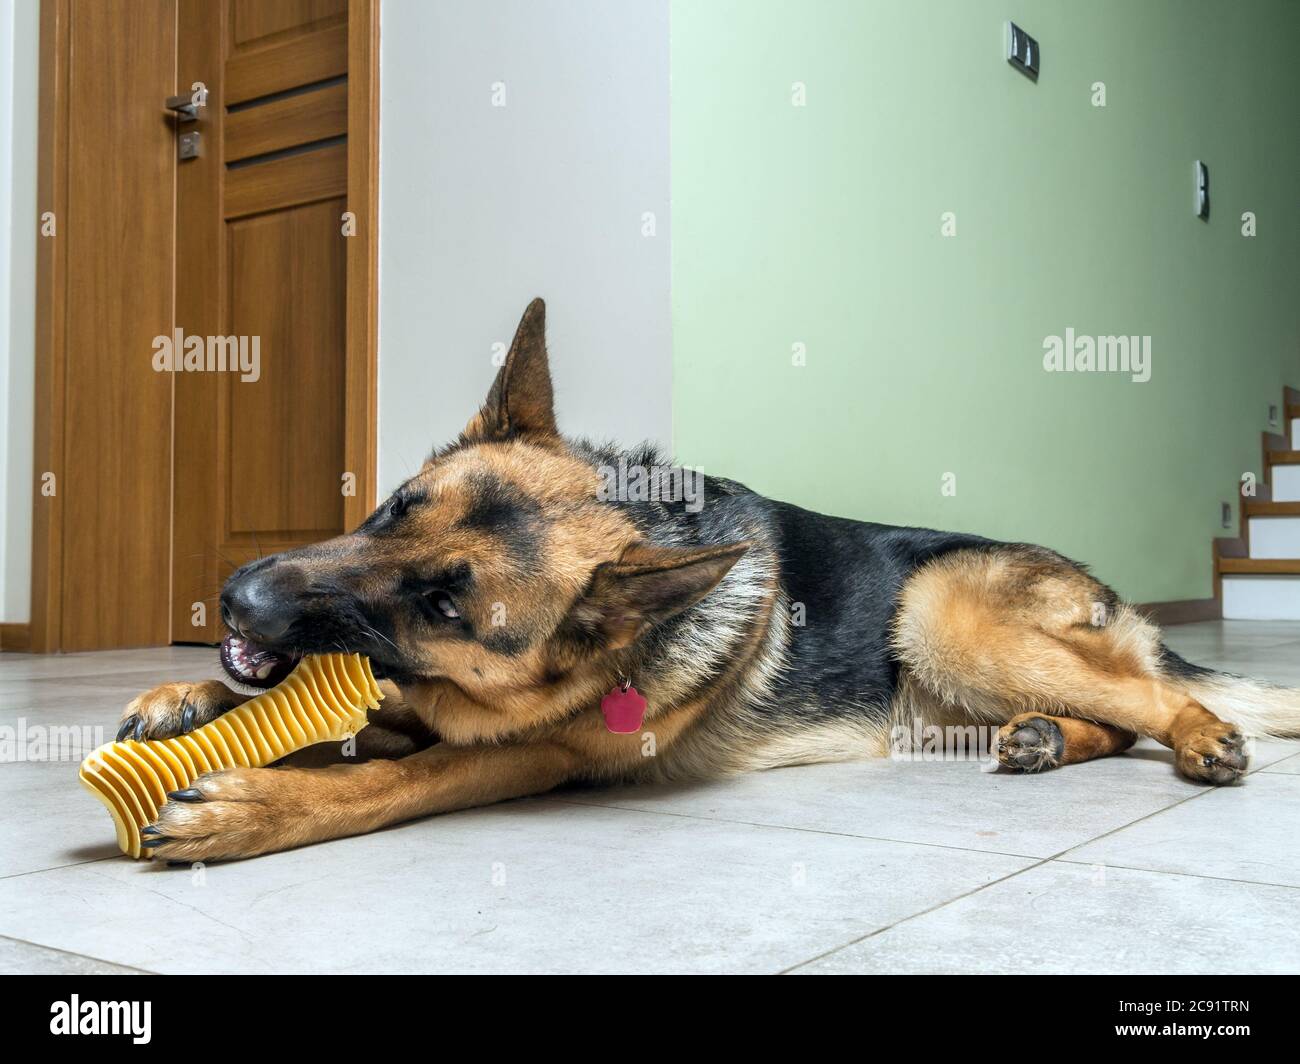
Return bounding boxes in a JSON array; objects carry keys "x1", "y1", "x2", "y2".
[{"x1": 119, "y1": 300, "x2": 1300, "y2": 862}]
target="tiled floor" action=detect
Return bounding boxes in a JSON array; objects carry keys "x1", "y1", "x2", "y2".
[{"x1": 1, "y1": 622, "x2": 1298, "y2": 974}]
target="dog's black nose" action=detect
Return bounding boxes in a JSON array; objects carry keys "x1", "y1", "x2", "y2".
[{"x1": 220, "y1": 559, "x2": 304, "y2": 645}]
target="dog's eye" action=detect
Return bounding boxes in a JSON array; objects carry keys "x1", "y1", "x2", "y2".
[
  {"x1": 426, "y1": 591, "x2": 460, "y2": 620},
  {"x1": 388, "y1": 495, "x2": 407, "y2": 519}
]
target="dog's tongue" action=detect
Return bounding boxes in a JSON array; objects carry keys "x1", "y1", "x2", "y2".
[{"x1": 219, "y1": 634, "x2": 298, "y2": 689}]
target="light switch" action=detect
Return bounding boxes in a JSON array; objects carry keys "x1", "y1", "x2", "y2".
[
  {"x1": 1195, "y1": 160, "x2": 1210, "y2": 219},
  {"x1": 1007, "y1": 21, "x2": 1039, "y2": 79}
]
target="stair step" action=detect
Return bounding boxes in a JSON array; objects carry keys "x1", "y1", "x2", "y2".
[
  {"x1": 1247, "y1": 516, "x2": 1300, "y2": 558},
  {"x1": 1212, "y1": 389, "x2": 1300, "y2": 617},
  {"x1": 1219, "y1": 558, "x2": 1300, "y2": 574},
  {"x1": 1271, "y1": 465, "x2": 1300, "y2": 502},
  {"x1": 1244, "y1": 501, "x2": 1300, "y2": 516},
  {"x1": 1222, "y1": 573, "x2": 1300, "y2": 620}
]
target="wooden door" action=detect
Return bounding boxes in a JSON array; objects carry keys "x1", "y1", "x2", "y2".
[
  {"x1": 172, "y1": 0, "x2": 357, "y2": 643},
  {"x1": 31, "y1": 0, "x2": 378, "y2": 653},
  {"x1": 52, "y1": 0, "x2": 177, "y2": 651}
]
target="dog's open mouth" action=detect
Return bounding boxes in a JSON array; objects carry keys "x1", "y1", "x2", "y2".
[{"x1": 219, "y1": 634, "x2": 300, "y2": 689}]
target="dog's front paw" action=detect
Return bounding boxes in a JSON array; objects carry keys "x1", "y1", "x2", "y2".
[
  {"x1": 117, "y1": 681, "x2": 248, "y2": 742},
  {"x1": 142, "y1": 766, "x2": 312, "y2": 862}
]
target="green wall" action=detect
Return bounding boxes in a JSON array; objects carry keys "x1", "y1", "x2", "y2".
[{"x1": 671, "y1": 0, "x2": 1300, "y2": 603}]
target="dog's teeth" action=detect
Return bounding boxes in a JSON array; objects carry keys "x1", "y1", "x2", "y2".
[{"x1": 255, "y1": 663, "x2": 273, "y2": 680}]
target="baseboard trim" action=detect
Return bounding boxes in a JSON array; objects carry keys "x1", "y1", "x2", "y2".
[
  {"x1": 0, "y1": 623, "x2": 32, "y2": 652},
  {"x1": 1135, "y1": 598, "x2": 1220, "y2": 626}
]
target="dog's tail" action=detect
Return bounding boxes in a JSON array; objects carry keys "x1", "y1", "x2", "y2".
[{"x1": 1161, "y1": 646, "x2": 1300, "y2": 738}]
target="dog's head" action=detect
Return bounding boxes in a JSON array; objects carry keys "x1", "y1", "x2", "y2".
[{"x1": 219, "y1": 299, "x2": 748, "y2": 707}]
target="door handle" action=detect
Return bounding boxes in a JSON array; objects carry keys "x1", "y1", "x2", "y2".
[
  {"x1": 166, "y1": 89, "x2": 205, "y2": 159},
  {"x1": 164, "y1": 93, "x2": 200, "y2": 122}
]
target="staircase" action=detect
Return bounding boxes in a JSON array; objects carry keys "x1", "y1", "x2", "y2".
[{"x1": 1219, "y1": 387, "x2": 1300, "y2": 619}]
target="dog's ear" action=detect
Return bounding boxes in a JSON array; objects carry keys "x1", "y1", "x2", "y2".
[
  {"x1": 564, "y1": 541, "x2": 751, "y2": 651},
  {"x1": 463, "y1": 298, "x2": 557, "y2": 441}
]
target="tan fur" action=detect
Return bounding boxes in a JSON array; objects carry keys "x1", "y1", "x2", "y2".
[
  {"x1": 137, "y1": 530, "x2": 1261, "y2": 862},
  {"x1": 133, "y1": 523, "x2": 1261, "y2": 863},
  {"x1": 125, "y1": 302, "x2": 1279, "y2": 863},
  {"x1": 148, "y1": 741, "x2": 585, "y2": 862},
  {"x1": 117, "y1": 680, "x2": 246, "y2": 741},
  {"x1": 893, "y1": 547, "x2": 1246, "y2": 783},
  {"x1": 1178, "y1": 671, "x2": 1300, "y2": 739},
  {"x1": 995, "y1": 713, "x2": 1136, "y2": 771}
]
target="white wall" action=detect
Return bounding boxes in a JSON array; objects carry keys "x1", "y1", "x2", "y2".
[
  {"x1": 0, "y1": 0, "x2": 670, "y2": 622},
  {"x1": 377, "y1": 0, "x2": 671, "y2": 493},
  {"x1": 0, "y1": 0, "x2": 38, "y2": 623}
]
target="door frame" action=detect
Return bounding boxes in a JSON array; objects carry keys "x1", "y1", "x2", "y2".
[{"x1": 29, "y1": 0, "x2": 381, "y2": 653}]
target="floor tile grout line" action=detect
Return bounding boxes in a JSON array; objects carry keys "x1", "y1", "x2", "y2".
[
  {"x1": 539, "y1": 797, "x2": 1047, "y2": 861},
  {"x1": 1050, "y1": 857, "x2": 1300, "y2": 892},
  {"x1": 776, "y1": 855, "x2": 1057, "y2": 974},
  {"x1": 5, "y1": 631, "x2": 1296, "y2": 974},
  {"x1": 777, "y1": 784, "x2": 1224, "y2": 974},
  {"x1": 0, "y1": 932, "x2": 156, "y2": 975},
  {"x1": 1045, "y1": 785, "x2": 1220, "y2": 863},
  {"x1": 543, "y1": 775, "x2": 1234, "y2": 862},
  {"x1": 6, "y1": 783, "x2": 1228, "y2": 891},
  {"x1": 0, "y1": 854, "x2": 119, "y2": 881}
]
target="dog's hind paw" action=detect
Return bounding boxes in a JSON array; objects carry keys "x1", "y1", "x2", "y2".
[
  {"x1": 1175, "y1": 723, "x2": 1248, "y2": 785},
  {"x1": 995, "y1": 714, "x2": 1065, "y2": 773}
]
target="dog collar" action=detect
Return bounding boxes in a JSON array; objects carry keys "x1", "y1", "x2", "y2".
[{"x1": 600, "y1": 676, "x2": 647, "y2": 733}]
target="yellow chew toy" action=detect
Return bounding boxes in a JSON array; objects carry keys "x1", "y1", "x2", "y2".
[{"x1": 79, "y1": 653, "x2": 383, "y2": 858}]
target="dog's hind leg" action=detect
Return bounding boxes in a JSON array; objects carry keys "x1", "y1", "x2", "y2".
[
  {"x1": 894, "y1": 545, "x2": 1246, "y2": 784},
  {"x1": 994, "y1": 712, "x2": 1135, "y2": 772}
]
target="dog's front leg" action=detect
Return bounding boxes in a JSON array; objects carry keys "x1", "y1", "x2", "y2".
[
  {"x1": 117, "y1": 681, "x2": 250, "y2": 741},
  {"x1": 144, "y1": 741, "x2": 583, "y2": 863}
]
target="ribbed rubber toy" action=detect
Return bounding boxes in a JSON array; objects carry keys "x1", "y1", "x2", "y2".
[{"x1": 79, "y1": 653, "x2": 383, "y2": 858}]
